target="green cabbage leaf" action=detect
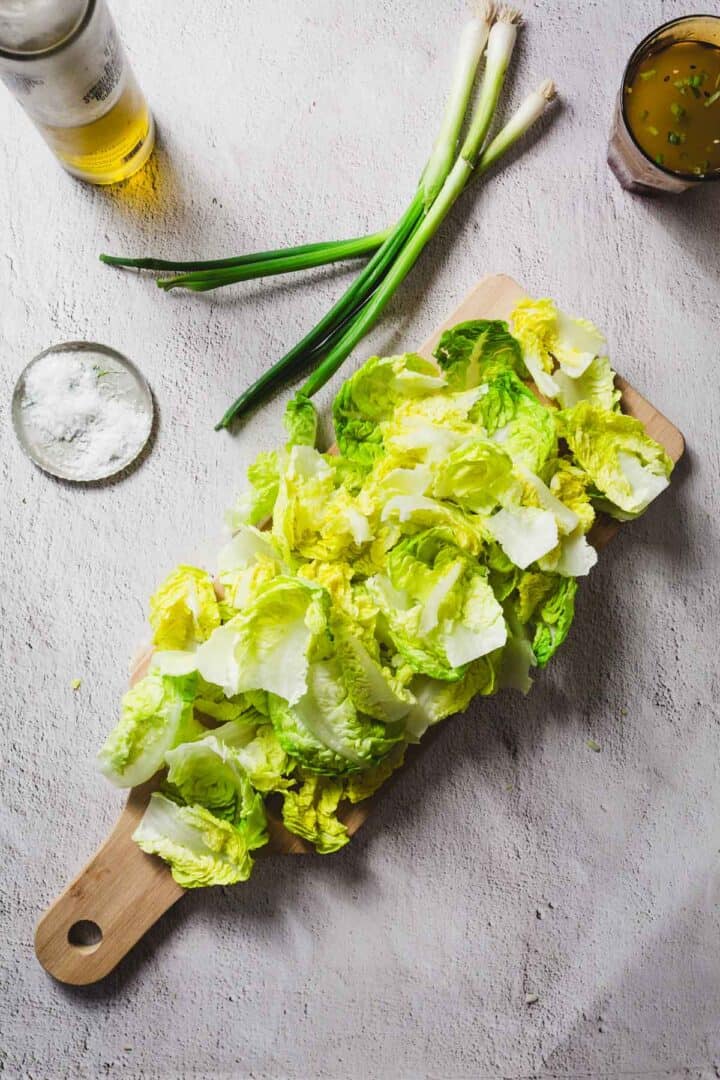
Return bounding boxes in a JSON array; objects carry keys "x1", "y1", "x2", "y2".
[{"x1": 98, "y1": 672, "x2": 203, "y2": 788}]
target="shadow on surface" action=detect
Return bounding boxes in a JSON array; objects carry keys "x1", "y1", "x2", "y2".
[
  {"x1": 640, "y1": 180, "x2": 720, "y2": 281},
  {"x1": 625, "y1": 448, "x2": 695, "y2": 569},
  {"x1": 539, "y1": 880, "x2": 720, "y2": 1073},
  {"x1": 86, "y1": 127, "x2": 185, "y2": 229}
]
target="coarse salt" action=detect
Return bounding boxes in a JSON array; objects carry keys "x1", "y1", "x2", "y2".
[{"x1": 19, "y1": 349, "x2": 151, "y2": 480}]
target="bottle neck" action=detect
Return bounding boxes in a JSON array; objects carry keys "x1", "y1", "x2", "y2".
[{"x1": 0, "y1": 0, "x2": 89, "y2": 57}]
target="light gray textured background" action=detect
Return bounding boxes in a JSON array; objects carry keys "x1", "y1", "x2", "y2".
[{"x1": 1, "y1": 1, "x2": 719, "y2": 1077}]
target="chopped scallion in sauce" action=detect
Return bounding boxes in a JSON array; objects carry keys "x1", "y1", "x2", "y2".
[{"x1": 625, "y1": 39, "x2": 720, "y2": 175}]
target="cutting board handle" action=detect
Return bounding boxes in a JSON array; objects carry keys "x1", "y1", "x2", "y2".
[{"x1": 35, "y1": 783, "x2": 184, "y2": 985}]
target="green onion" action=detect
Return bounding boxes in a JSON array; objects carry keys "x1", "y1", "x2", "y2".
[
  {"x1": 168, "y1": 4, "x2": 493, "y2": 297},
  {"x1": 103, "y1": 4, "x2": 556, "y2": 434},
  {"x1": 215, "y1": 2, "x2": 496, "y2": 430},
  {"x1": 99, "y1": 231, "x2": 387, "y2": 276},
  {"x1": 705, "y1": 90, "x2": 720, "y2": 108},
  {"x1": 155, "y1": 232, "x2": 389, "y2": 292},
  {"x1": 219, "y1": 10, "x2": 558, "y2": 430},
  {"x1": 298, "y1": 76, "x2": 556, "y2": 405}
]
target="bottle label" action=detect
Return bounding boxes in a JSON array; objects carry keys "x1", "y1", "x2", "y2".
[
  {"x1": 0, "y1": 5, "x2": 126, "y2": 128},
  {"x1": 83, "y1": 25, "x2": 122, "y2": 104}
]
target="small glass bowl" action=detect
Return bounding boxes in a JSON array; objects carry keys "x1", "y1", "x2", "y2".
[{"x1": 12, "y1": 341, "x2": 154, "y2": 482}]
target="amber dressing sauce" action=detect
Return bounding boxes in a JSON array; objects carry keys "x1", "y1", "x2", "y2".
[{"x1": 625, "y1": 39, "x2": 720, "y2": 177}]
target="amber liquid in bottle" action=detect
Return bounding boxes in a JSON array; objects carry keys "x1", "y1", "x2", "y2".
[{"x1": 38, "y1": 73, "x2": 153, "y2": 184}]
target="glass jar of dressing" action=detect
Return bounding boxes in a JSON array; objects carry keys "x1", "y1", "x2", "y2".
[
  {"x1": 608, "y1": 15, "x2": 720, "y2": 194},
  {"x1": 0, "y1": 0, "x2": 154, "y2": 184}
]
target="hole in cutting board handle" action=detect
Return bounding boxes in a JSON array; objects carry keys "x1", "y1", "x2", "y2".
[{"x1": 67, "y1": 919, "x2": 103, "y2": 953}]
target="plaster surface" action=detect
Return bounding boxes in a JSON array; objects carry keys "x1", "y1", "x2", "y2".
[{"x1": 1, "y1": 2, "x2": 718, "y2": 1077}]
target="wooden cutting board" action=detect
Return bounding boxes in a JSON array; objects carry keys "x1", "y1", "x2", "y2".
[{"x1": 34, "y1": 274, "x2": 685, "y2": 985}]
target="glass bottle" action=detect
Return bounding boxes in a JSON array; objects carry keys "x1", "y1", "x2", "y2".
[{"x1": 0, "y1": 0, "x2": 154, "y2": 185}]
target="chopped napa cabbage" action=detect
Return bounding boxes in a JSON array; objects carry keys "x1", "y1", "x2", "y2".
[
  {"x1": 217, "y1": 527, "x2": 280, "y2": 574},
  {"x1": 149, "y1": 566, "x2": 220, "y2": 651},
  {"x1": 165, "y1": 735, "x2": 267, "y2": 842},
  {"x1": 380, "y1": 493, "x2": 485, "y2": 554},
  {"x1": 430, "y1": 437, "x2": 516, "y2": 514},
  {"x1": 300, "y1": 558, "x2": 356, "y2": 611},
  {"x1": 371, "y1": 462, "x2": 432, "y2": 498},
  {"x1": 272, "y1": 444, "x2": 335, "y2": 558},
  {"x1": 368, "y1": 530, "x2": 507, "y2": 680},
  {"x1": 554, "y1": 355, "x2": 621, "y2": 412},
  {"x1": 333, "y1": 352, "x2": 446, "y2": 466},
  {"x1": 97, "y1": 299, "x2": 675, "y2": 890},
  {"x1": 511, "y1": 297, "x2": 608, "y2": 397},
  {"x1": 236, "y1": 725, "x2": 292, "y2": 792},
  {"x1": 513, "y1": 571, "x2": 578, "y2": 667},
  {"x1": 269, "y1": 656, "x2": 404, "y2": 775},
  {"x1": 516, "y1": 465, "x2": 579, "y2": 536},
  {"x1": 217, "y1": 526, "x2": 285, "y2": 614},
  {"x1": 471, "y1": 369, "x2": 557, "y2": 473},
  {"x1": 380, "y1": 388, "x2": 484, "y2": 467},
  {"x1": 539, "y1": 527, "x2": 598, "y2": 578},
  {"x1": 547, "y1": 460, "x2": 596, "y2": 534},
  {"x1": 284, "y1": 392, "x2": 318, "y2": 448},
  {"x1": 193, "y1": 577, "x2": 330, "y2": 704},
  {"x1": 281, "y1": 773, "x2": 350, "y2": 854},
  {"x1": 227, "y1": 450, "x2": 281, "y2": 529},
  {"x1": 482, "y1": 537, "x2": 519, "y2": 595},
  {"x1": 271, "y1": 444, "x2": 370, "y2": 561},
  {"x1": 344, "y1": 743, "x2": 407, "y2": 803},
  {"x1": 497, "y1": 625, "x2": 537, "y2": 694},
  {"x1": 333, "y1": 625, "x2": 415, "y2": 724},
  {"x1": 133, "y1": 793, "x2": 259, "y2": 887},
  {"x1": 404, "y1": 654, "x2": 498, "y2": 739},
  {"x1": 207, "y1": 717, "x2": 293, "y2": 792},
  {"x1": 557, "y1": 402, "x2": 673, "y2": 517},
  {"x1": 433, "y1": 319, "x2": 526, "y2": 388},
  {"x1": 486, "y1": 506, "x2": 559, "y2": 570},
  {"x1": 193, "y1": 677, "x2": 258, "y2": 724},
  {"x1": 98, "y1": 672, "x2": 203, "y2": 788}
]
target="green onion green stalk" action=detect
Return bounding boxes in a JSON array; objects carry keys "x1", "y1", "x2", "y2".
[{"x1": 99, "y1": 230, "x2": 388, "y2": 282}]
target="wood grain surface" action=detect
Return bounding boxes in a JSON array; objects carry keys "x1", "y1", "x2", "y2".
[{"x1": 34, "y1": 274, "x2": 685, "y2": 985}]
